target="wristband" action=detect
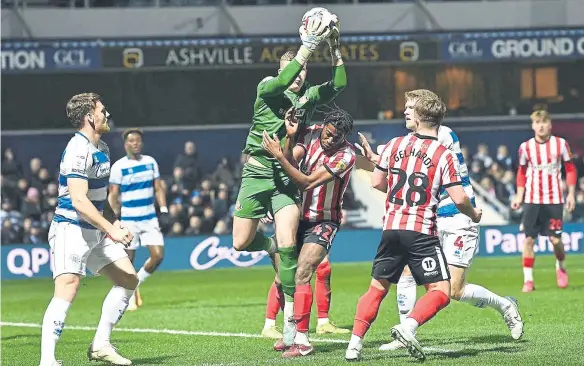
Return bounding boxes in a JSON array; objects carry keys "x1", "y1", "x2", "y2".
[
  {"x1": 295, "y1": 45, "x2": 313, "y2": 64},
  {"x1": 331, "y1": 47, "x2": 342, "y2": 60},
  {"x1": 160, "y1": 206, "x2": 168, "y2": 213}
]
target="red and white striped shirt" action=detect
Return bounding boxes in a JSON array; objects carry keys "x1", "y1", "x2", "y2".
[
  {"x1": 518, "y1": 136, "x2": 572, "y2": 204},
  {"x1": 297, "y1": 125, "x2": 356, "y2": 223},
  {"x1": 377, "y1": 133, "x2": 461, "y2": 235}
]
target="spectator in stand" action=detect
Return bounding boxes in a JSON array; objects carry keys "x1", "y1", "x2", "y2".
[
  {"x1": 174, "y1": 141, "x2": 202, "y2": 190},
  {"x1": 473, "y1": 143, "x2": 493, "y2": 169},
  {"x1": 211, "y1": 157, "x2": 236, "y2": 188},
  {"x1": 23, "y1": 221, "x2": 44, "y2": 244},
  {"x1": 1, "y1": 219, "x2": 20, "y2": 244},
  {"x1": 496, "y1": 145, "x2": 513, "y2": 170},
  {"x1": 21, "y1": 187, "x2": 43, "y2": 221},
  {"x1": 27, "y1": 157, "x2": 42, "y2": 181},
  {"x1": 213, "y1": 189, "x2": 230, "y2": 220},
  {"x1": 166, "y1": 167, "x2": 190, "y2": 203},
  {"x1": 213, "y1": 220, "x2": 229, "y2": 235},
  {"x1": 185, "y1": 216, "x2": 203, "y2": 236},
  {"x1": 2, "y1": 148, "x2": 23, "y2": 183},
  {"x1": 201, "y1": 206, "x2": 216, "y2": 233}
]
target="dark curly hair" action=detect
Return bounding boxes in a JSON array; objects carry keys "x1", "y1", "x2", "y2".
[{"x1": 323, "y1": 108, "x2": 354, "y2": 138}]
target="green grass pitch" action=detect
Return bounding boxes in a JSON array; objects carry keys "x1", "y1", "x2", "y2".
[{"x1": 2, "y1": 255, "x2": 583, "y2": 365}]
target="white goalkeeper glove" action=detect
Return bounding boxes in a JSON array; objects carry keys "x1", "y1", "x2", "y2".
[
  {"x1": 299, "y1": 24, "x2": 332, "y2": 52},
  {"x1": 327, "y1": 14, "x2": 341, "y2": 51}
]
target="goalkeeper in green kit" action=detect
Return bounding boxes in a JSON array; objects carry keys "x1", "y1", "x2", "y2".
[{"x1": 231, "y1": 11, "x2": 346, "y2": 346}]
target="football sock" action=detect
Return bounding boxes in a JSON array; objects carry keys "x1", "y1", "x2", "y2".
[
  {"x1": 265, "y1": 282, "x2": 284, "y2": 323},
  {"x1": 93, "y1": 286, "x2": 133, "y2": 350},
  {"x1": 459, "y1": 283, "x2": 510, "y2": 313},
  {"x1": 40, "y1": 297, "x2": 71, "y2": 366},
  {"x1": 246, "y1": 231, "x2": 272, "y2": 252},
  {"x1": 294, "y1": 284, "x2": 313, "y2": 333},
  {"x1": 396, "y1": 274, "x2": 416, "y2": 324},
  {"x1": 129, "y1": 267, "x2": 151, "y2": 303},
  {"x1": 352, "y1": 286, "x2": 387, "y2": 338},
  {"x1": 523, "y1": 257, "x2": 535, "y2": 282},
  {"x1": 315, "y1": 261, "x2": 331, "y2": 320},
  {"x1": 554, "y1": 247, "x2": 566, "y2": 269},
  {"x1": 278, "y1": 247, "x2": 298, "y2": 301},
  {"x1": 407, "y1": 290, "x2": 450, "y2": 333}
]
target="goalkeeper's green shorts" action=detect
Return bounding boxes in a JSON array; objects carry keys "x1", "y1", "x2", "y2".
[{"x1": 233, "y1": 162, "x2": 300, "y2": 219}]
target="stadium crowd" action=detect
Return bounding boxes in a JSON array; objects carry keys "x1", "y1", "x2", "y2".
[{"x1": 1, "y1": 142, "x2": 363, "y2": 244}]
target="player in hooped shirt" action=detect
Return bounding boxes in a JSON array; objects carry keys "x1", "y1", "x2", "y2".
[
  {"x1": 346, "y1": 95, "x2": 482, "y2": 361},
  {"x1": 358, "y1": 90, "x2": 524, "y2": 351},
  {"x1": 41, "y1": 93, "x2": 136, "y2": 366},
  {"x1": 108, "y1": 128, "x2": 168, "y2": 311},
  {"x1": 511, "y1": 110, "x2": 577, "y2": 292},
  {"x1": 262, "y1": 108, "x2": 356, "y2": 358}
]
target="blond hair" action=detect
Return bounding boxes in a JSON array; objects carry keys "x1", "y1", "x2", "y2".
[
  {"x1": 405, "y1": 90, "x2": 447, "y2": 127},
  {"x1": 405, "y1": 89, "x2": 439, "y2": 102},
  {"x1": 280, "y1": 50, "x2": 296, "y2": 62},
  {"x1": 530, "y1": 109, "x2": 551, "y2": 122}
]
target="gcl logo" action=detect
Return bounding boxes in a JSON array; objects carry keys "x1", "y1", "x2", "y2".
[
  {"x1": 53, "y1": 49, "x2": 92, "y2": 68},
  {"x1": 448, "y1": 41, "x2": 483, "y2": 58}
]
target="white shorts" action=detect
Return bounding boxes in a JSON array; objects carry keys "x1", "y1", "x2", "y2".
[
  {"x1": 124, "y1": 220, "x2": 164, "y2": 250},
  {"x1": 48, "y1": 221, "x2": 128, "y2": 279},
  {"x1": 437, "y1": 215, "x2": 480, "y2": 268}
]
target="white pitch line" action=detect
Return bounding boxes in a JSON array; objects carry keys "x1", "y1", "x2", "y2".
[
  {"x1": 0, "y1": 322, "x2": 453, "y2": 353},
  {"x1": 0, "y1": 322, "x2": 347, "y2": 344}
]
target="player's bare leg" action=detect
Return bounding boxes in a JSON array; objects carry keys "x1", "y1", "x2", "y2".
[
  {"x1": 89, "y1": 257, "x2": 138, "y2": 366},
  {"x1": 521, "y1": 236, "x2": 536, "y2": 292},
  {"x1": 232, "y1": 217, "x2": 277, "y2": 255},
  {"x1": 315, "y1": 256, "x2": 349, "y2": 335},
  {"x1": 550, "y1": 236, "x2": 568, "y2": 288},
  {"x1": 272, "y1": 204, "x2": 300, "y2": 349},
  {"x1": 127, "y1": 245, "x2": 164, "y2": 310},
  {"x1": 282, "y1": 243, "x2": 327, "y2": 358},
  {"x1": 40, "y1": 273, "x2": 80, "y2": 366}
]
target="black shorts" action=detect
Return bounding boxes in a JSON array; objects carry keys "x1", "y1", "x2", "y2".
[
  {"x1": 522, "y1": 204, "x2": 563, "y2": 238},
  {"x1": 372, "y1": 230, "x2": 450, "y2": 285},
  {"x1": 296, "y1": 220, "x2": 339, "y2": 253}
]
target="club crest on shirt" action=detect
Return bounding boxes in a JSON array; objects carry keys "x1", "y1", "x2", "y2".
[{"x1": 335, "y1": 159, "x2": 348, "y2": 171}]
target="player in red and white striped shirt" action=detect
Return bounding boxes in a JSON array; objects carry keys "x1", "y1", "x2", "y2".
[
  {"x1": 346, "y1": 96, "x2": 482, "y2": 362},
  {"x1": 262, "y1": 108, "x2": 355, "y2": 358},
  {"x1": 511, "y1": 110, "x2": 577, "y2": 292}
]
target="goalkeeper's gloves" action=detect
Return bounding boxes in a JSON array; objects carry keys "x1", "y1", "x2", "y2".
[
  {"x1": 327, "y1": 14, "x2": 342, "y2": 59},
  {"x1": 299, "y1": 24, "x2": 332, "y2": 53}
]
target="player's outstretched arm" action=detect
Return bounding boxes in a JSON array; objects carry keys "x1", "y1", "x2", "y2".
[
  {"x1": 258, "y1": 25, "x2": 328, "y2": 98},
  {"x1": 263, "y1": 131, "x2": 349, "y2": 191}
]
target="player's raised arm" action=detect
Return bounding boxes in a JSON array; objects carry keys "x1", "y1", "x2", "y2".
[
  {"x1": 441, "y1": 151, "x2": 482, "y2": 223},
  {"x1": 258, "y1": 24, "x2": 332, "y2": 98}
]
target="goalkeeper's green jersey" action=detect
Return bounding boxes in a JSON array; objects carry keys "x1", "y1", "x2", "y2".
[{"x1": 242, "y1": 59, "x2": 347, "y2": 168}]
